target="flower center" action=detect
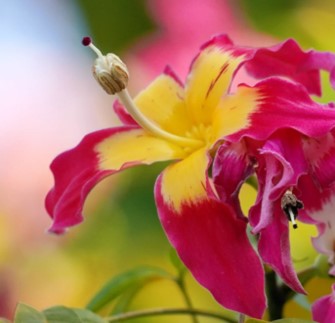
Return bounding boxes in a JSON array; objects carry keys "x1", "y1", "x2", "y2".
[{"x1": 83, "y1": 37, "x2": 203, "y2": 149}]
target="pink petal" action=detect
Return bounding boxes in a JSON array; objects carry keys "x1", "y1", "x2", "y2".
[
  {"x1": 312, "y1": 283, "x2": 335, "y2": 323},
  {"x1": 250, "y1": 131, "x2": 307, "y2": 232},
  {"x1": 113, "y1": 100, "x2": 137, "y2": 126},
  {"x1": 46, "y1": 126, "x2": 182, "y2": 233},
  {"x1": 243, "y1": 39, "x2": 322, "y2": 95},
  {"x1": 227, "y1": 78, "x2": 335, "y2": 143},
  {"x1": 155, "y1": 173, "x2": 266, "y2": 318},
  {"x1": 258, "y1": 206, "x2": 305, "y2": 294},
  {"x1": 213, "y1": 141, "x2": 254, "y2": 219}
]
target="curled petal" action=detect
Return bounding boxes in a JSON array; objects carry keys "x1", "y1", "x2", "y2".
[
  {"x1": 213, "y1": 142, "x2": 253, "y2": 219},
  {"x1": 155, "y1": 150, "x2": 266, "y2": 318},
  {"x1": 46, "y1": 127, "x2": 184, "y2": 233},
  {"x1": 258, "y1": 206, "x2": 305, "y2": 294}
]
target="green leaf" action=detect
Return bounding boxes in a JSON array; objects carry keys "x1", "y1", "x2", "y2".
[
  {"x1": 14, "y1": 303, "x2": 46, "y2": 323},
  {"x1": 86, "y1": 266, "x2": 174, "y2": 312},
  {"x1": 110, "y1": 284, "x2": 141, "y2": 315},
  {"x1": 43, "y1": 306, "x2": 105, "y2": 323},
  {"x1": 72, "y1": 309, "x2": 106, "y2": 323},
  {"x1": 246, "y1": 319, "x2": 268, "y2": 323},
  {"x1": 169, "y1": 248, "x2": 186, "y2": 274}
]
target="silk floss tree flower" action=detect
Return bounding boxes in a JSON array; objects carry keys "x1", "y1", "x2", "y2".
[{"x1": 46, "y1": 34, "x2": 335, "y2": 318}]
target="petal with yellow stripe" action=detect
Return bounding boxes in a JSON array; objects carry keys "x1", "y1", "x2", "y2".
[{"x1": 46, "y1": 126, "x2": 185, "y2": 233}]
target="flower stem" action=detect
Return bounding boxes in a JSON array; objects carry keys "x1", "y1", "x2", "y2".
[
  {"x1": 105, "y1": 307, "x2": 237, "y2": 322},
  {"x1": 238, "y1": 314, "x2": 245, "y2": 323},
  {"x1": 176, "y1": 271, "x2": 199, "y2": 323},
  {"x1": 266, "y1": 270, "x2": 285, "y2": 320}
]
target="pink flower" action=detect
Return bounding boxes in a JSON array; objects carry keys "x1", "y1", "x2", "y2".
[
  {"x1": 312, "y1": 284, "x2": 335, "y2": 323},
  {"x1": 46, "y1": 35, "x2": 335, "y2": 317}
]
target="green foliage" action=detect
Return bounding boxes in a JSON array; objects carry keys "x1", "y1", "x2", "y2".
[
  {"x1": 86, "y1": 266, "x2": 174, "y2": 312},
  {"x1": 13, "y1": 304, "x2": 105, "y2": 323}
]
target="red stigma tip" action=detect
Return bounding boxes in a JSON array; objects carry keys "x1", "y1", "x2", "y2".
[{"x1": 82, "y1": 36, "x2": 92, "y2": 46}]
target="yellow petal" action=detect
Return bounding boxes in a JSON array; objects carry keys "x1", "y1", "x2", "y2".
[
  {"x1": 160, "y1": 148, "x2": 209, "y2": 213},
  {"x1": 185, "y1": 46, "x2": 244, "y2": 125},
  {"x1": 134, "y1": 74, "x2": 192, "y2": 136},
  {"x1": 212, "y1": 85, "x2": 261, "y2": 139},
  {"x1": 96, "y1": 128, "x2": 186, "y2": 170}
]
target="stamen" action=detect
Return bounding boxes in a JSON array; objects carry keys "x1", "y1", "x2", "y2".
[
  {"x1": 83, "y1": 37, "x2": 203, "y2": 148},
  {"x1": 288, "y1": 207, "x2": 298, "y2": 229},
  {"x1": 117, "y1": 90, "x2": 203, "y2": 148},
  {"x1": 281, "y1": 189, "x2": 303, "y2": 230}
]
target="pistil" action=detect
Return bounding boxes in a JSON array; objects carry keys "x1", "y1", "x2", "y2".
[{"x1": 82, "y1": 37, "x2": 203, "y2": 149}]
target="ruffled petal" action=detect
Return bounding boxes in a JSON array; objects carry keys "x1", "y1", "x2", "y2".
[
  {"x1": 249, "y1": 131, "x2": 307, "y2": 232},
  {"x1": 202, "y1": 35, "x2": 322, "y2": 95},
  {"x1": 303, "y1": 130, "x2": 335, "y2": 188},
  {"x1": 155, "y1": 150, "x2": 266, "y2": 318},
  {"x1": 184, "y1": 37, "x2": 244, "y2": 125},
  {"x1": 312, "y1": 283, "x2": 335, "y2": 323},
  {"x1": 227, "y1": 78, "x2": 335, "y2": 143},
  {"x1": 243, "y1": 39, "x2": 322, "y2": 95},
  {"x1": 46, "y1": 127, "x2": 185, "y2": 233}
]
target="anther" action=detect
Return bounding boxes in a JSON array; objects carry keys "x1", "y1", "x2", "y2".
[
  {"x1": 281, "y1": 190, "x2": 303, "y2": 229},
  {"x1": 82, "y1": 36, "x2": 129, "y2": 95}
]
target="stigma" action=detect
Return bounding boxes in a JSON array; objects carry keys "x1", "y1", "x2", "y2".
[{"x1": 281, "y1": 190, "x2": 304, "y2": 229}]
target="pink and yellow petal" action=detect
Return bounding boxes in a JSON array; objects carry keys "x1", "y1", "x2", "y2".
[
  {"x1": 212, "y1": 85, "x2": 260, "y2": 139},
  {"x1": 46, "y1": 127, "x2": 185, "y2": 233},
  {"x1": 185, "y1": 43, "x2": 244, "y2": 125},
  {"x1": 159, "y1": 148, "x2": 210, "y2": 212},
  {"x1": 155, "y1": 163, "x2": 266, "y2": 318},
  {"x1": 134, "y1": 72, "x2": 192, "y2": 136},
  {"x1": 227, "y1": 78, "x2": 335, "y2": 143}
]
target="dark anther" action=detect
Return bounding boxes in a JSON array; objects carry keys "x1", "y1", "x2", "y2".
[
  {"x1": 82, "y1": 36, "x2": 92, "y2": 47},
  {"x1": 281, "y1": 190, "x2": 303, "y2": 229}
]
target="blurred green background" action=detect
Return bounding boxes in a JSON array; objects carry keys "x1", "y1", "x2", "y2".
[{"x1": 1, "y1": 0, "x2": 335, "y2": 321}]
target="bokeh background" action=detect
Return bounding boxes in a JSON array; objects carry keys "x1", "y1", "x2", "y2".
[{"x1": 1, "y1": 0, "x2": 335, "y2": 321}]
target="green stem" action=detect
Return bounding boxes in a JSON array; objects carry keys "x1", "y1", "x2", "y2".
[
  {"x1": 266, "y1": 270, "x2": 285, "y2": 320},
  {"x1": 105, "y1": 307, "x2": 237, "y2": 322},
  {"x1": 238, "y1": 314, "x2": 245, "y2": 323},
  {"x1": 176, "y1": 271, "x2": 199, "y2": 323}
]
